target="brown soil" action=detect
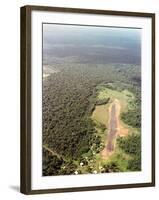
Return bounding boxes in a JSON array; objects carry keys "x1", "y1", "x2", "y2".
[{"x1": 101, "y1": 99, "x2": 121, "y2": 159}]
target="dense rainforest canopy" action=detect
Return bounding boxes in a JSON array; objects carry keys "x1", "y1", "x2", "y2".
[{"x1": 42, "y1": 62, "x2": 141, "y2": 176}]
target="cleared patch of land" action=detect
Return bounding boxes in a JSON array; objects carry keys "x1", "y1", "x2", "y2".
[
  {"x1": 97, "y1": 86, "x2": 134, "y2": 112},
  {"x1": 92, "y1": 105, "x2": 109, "y2": 126},
  {"x1": 92, "y1": 85, "x2": 135, "y2": 160},
  {"x1": 92, "y1": 86, "x2": 134, "y2": 135},
  {"x1": 101, "y1": 99, "x2": 120, "y2": 159}
]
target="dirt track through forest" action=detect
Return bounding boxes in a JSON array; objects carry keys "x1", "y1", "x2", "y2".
[
  {"x1": 43, "y1": 145, "x2": 66, "y2": 160},
  {"x1": 101, "y1": 99, "x2": 121, "y2": 159}
]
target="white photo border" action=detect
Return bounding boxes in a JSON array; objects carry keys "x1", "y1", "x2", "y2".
[{"x1": 31, "y1": 9, "x2": 152, "y2": 190}]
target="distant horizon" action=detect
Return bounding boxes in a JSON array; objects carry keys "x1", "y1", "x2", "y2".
[{"x1": 43, "y1": 23, "x2": 141, "y2": 65}]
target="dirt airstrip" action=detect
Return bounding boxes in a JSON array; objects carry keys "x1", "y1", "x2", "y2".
[{"x1": 101, "y1": 99, "x2": 128, "y2": 159}]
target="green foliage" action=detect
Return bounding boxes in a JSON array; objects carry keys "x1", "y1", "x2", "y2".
[
  {"x1": 43, "y1": 148, "x2": 64, "y2": 176},
  {"x1": 121, "y1": 82, "x2": 141, "y2": 129},
  {"x1": 43, "y1": 148, "x2": 79, "y2": 175},
  {"x1": 102, "y1": 161, "x2": 122, "y2": 173},
  {"x1": 117, "y1": 134, "x2": 141, "y2": 155},
  {"x1": 127, "y1": 154, "x2": 141, "y2": 171},
  {"x1": 95, "y1": 122, "x2": 106, "y2": 132},
  {"x1": 42, "y1": 63, "x2": 141, "y2": 175},
  {"x1": 117, "y1": 134, "x2": 141, "y2": 171},
  {"x1": 121, "y1": 108, "x2": 141, "y2": 128},
  {"x1": 96, "y1": 97, "x2": 110, "y2": 105},
  {"x1": 60, "y1": 162, "x2": 78, "y2": 175}
]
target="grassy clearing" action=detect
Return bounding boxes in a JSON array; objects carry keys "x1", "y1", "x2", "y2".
[
  {"x1": 92, "y1": 105, "x2": 109, "y2": 127},
  {"x1": 89, "y1": 84, "x2": 138, "y2": 172},
  {"x1": 97, "y1": 85, "x2": 134, "y2": 112},
  {"x1": 92, "y1": 84, "x2": 134, "y2": 128}
]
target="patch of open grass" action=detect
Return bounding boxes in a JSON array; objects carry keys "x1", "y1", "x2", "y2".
[
  {"x1": 88, "y1": 84, "x2": 139, "y2": 173},
  {"x1": 97, "y1": 86, "x2": 134, "y2": 112},
  {"x1": 92, "y1": 85, "x2": 134, "y2": 128},
  {"x1": 92, "y1": 104, "x2": 109, "y2": 126}
]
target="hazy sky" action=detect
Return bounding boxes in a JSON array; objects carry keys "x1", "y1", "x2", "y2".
[
  {"x1": 43, "y1": 24, "x2": 141, "y2": 45},
  {"x1": 43, "y1": 24, "x2": 141, "y2": 64}
]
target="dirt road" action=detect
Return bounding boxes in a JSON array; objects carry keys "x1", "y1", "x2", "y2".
[
  {"x1": 43, "y1": 145, "x2": 65, "y2": 160},
  {"x1": 101, "y1": 99, "x2": 121, "y2": 159}
]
